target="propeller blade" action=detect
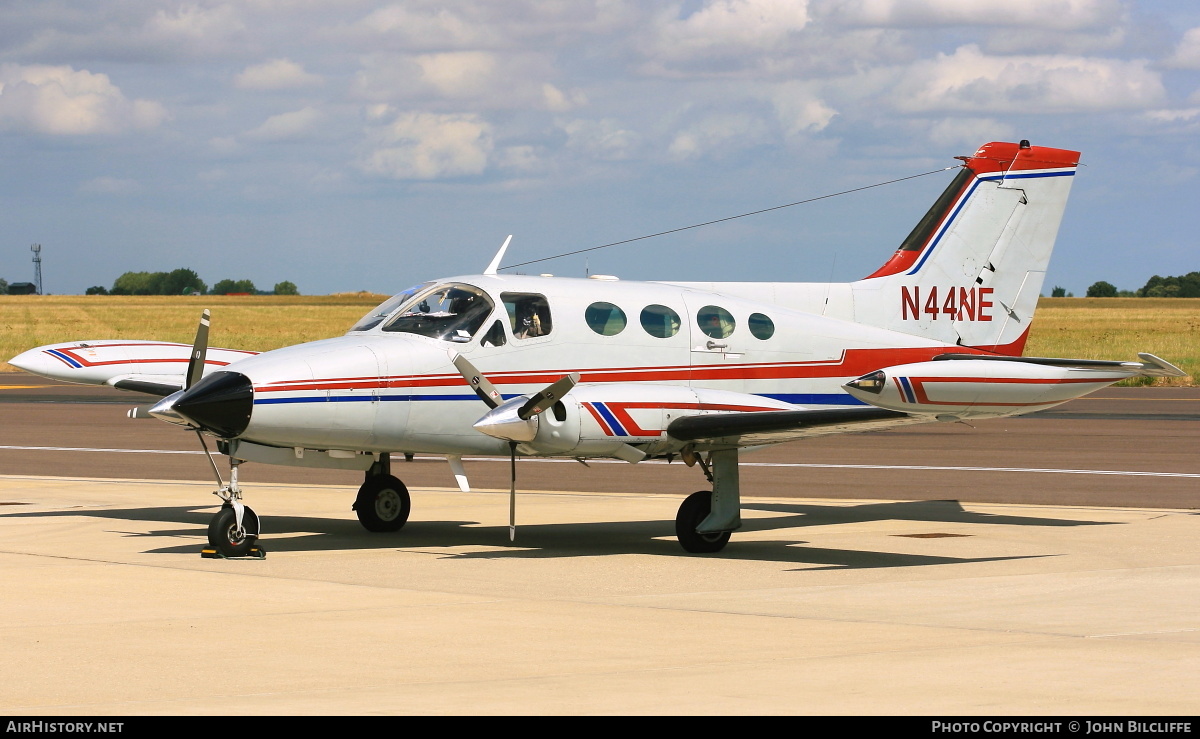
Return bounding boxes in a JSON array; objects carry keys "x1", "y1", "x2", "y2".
[
  {"x1": 451, "y1": 353, "x2": 503, "y2": 409},
  {"x1": 517, "y1": 372, "x2": 579, "y2": 420},
  {"x1": 185, "y1": 309, "x2": 211, "y2": 390},
  {"x1": 508, "y1": 441, "x2": 517, "y2": 541}
]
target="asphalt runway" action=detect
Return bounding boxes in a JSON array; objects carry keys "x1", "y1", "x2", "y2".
[
  {"x1": 2, "y1": 375, "x2": 1199, "y2": 715},
  {"x1": 1, "y1": 375, "x2": 1198, "y2": 510}
]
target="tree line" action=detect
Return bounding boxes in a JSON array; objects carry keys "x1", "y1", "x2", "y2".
[
  {"x1": 1051, "y1": 272, "x2": 1200, "y2": 298},
  {"x1": 83, "y1": 269, "x2": 298, "y2": 296}
]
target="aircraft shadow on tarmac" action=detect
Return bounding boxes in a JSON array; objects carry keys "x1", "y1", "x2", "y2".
[{"x1": 2, "y1": 498, "x2": 1113, "y2": 569}]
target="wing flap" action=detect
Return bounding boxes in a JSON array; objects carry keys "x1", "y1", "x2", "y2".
[
  {"x1": 108, "y1": 375, "x2": 184, "y2": 397},
  {"x1": 666, "y1": 407, "x2": 920, "y2": 447}
]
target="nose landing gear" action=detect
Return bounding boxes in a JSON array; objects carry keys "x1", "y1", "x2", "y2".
[{"x1": 197, "y1": 435, "x2": 264, "y2": 559}]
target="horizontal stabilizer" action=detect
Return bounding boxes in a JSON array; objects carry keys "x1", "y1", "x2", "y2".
[{"x1": 934, "y1": 352, "x2": 1186, "y2": 377}]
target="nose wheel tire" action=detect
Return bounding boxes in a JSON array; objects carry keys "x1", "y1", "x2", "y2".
[
  {"x1": 675, "y1": 490, "x2": 731, "y2": 554},
  {"x1": 208, "y1": 505, "x2": 260, "y2": 558},
  {"x1": 354, "y1": 475, "x2": 411, "y2": 532}
]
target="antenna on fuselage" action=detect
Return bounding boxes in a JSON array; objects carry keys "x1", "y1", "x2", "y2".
[{"x1": 483, "y1": 235, "x2": 513, "y2": 275}]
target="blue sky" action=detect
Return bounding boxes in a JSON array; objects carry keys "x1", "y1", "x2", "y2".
[{"x1": 0, "y1": 0, "x2": 1197, "y2": 296}]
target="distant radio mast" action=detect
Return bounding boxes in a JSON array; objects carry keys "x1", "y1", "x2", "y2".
[{"x1": 31, "y1": 243, "x2": 42, "y2": 295}]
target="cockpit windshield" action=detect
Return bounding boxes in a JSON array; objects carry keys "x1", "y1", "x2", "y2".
[
  {"x1": 347, "y1": 282, "x2": 434, "y2": 333},
  {"x1": 380, "y1": 283, "x2": 495, "y2": 343}
]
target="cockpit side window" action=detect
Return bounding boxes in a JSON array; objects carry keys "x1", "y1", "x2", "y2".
[
  {"x1": 481, "y1": 319, "x2": 507, "y2": 348},
  {"x1": 502, "y1": 293, "x2": 553, "y2": 340},
  {"x1": 381, "y1": 283, "x2": 495, "y2": 343},
  {"x1": 347, "y1": 282, "x2": 434, "y2": 332}
]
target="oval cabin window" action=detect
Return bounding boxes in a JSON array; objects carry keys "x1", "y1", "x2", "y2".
[
  {"x1": 640, "y1": 304, "x2": 681, "y2": 338},
  {"x1": 748, "y1": 312, "x2": 775, "y2": 340},
  {"x1": 696, "y1": 305, "x2": 735, "y2": 339},
  {"x1": 584, "y1": 302, "x2": 627, "y2": 336}
]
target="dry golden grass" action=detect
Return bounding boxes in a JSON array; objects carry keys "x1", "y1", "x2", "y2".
[
  {"x1": 0, "y1": 294, "x2": 387, "y2": 372},
  {"x1": 1025, "y1": 298, "x2": 1199, "y2": 386},
  {"x1": 2, "y1": 294, "x2": 1195, "y2": 385}
]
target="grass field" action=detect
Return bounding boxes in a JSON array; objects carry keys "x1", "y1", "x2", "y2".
[{"x1": 1, "y1": 295, "x2": 1195, "y2": 385}]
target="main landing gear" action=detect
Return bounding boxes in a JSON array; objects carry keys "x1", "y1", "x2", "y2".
[
  {"x1": 353, "y1": 454, "x2": 411, "y2": 533},
  {"x1": 675, "y1": 448, "x2": 742, "y2": 554}
]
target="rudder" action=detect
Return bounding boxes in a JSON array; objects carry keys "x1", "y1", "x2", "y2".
[{"x1": 851, "y1": 141, "x2": 1080, "y2": 355}]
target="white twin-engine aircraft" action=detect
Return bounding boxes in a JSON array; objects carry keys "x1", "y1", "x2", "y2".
[{"x1": 11, "y1": 140, "x2": 1185, "y2": 556}]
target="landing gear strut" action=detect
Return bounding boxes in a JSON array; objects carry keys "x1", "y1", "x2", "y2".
[
  {"x1": 353, "y1": 454, "x2": 411, "y2": 532},
  {"x1": 204, "y1": 457, "x2": 262, "y2": 558},
  {"x1": 675, "y1": 448, "x2": 741, "y2": 554}
]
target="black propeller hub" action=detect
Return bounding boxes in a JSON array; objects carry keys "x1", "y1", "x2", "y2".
[{"x1": 174, "y1": 371, "x2": 253, "y2": 438}]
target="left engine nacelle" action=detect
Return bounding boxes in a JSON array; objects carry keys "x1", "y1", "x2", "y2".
[{"x1": 473, "y1": 382, "x2": 797, "y2": 458}]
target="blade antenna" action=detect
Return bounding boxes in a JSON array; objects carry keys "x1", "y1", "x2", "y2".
[
  {"x1": 484, "y1": 235, "x2": 513, "y2": 276},
  {"x1": 508, "y1": 441, "x2": 518, "y2": 542}
]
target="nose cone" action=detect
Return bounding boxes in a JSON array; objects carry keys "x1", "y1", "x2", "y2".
[
  {"x1": 9, "y1": 347, "x2": 58, "y2": 377},
  {"x1": 170, "y1": 371, "x2": 253, "y2": 438}
]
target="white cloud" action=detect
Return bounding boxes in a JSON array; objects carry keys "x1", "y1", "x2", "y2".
[
  {"x1": 358, "y1": 111, "x2": 493, "y2": 179},
  {"x1": 661, "y1": 0, "x2": 810, "y2": 48},
  {"x1": 142, "y1": 2, "x2": 247, "y2": 56},
  {"x1": 667, "y1": 113, "x2": 770, "y2": 161},
  {"x1": 0, "y1": 64, "x2": 167, "y2": 135},
  {"x1": 560, "y1": 118, "x2": 641, "y2": 161},
  {"x1": 353, "y1": 50, "x2": 579, "y2": 113},
  {"x1": 495, "y1": 145, "x2": 542, "y2": 172},
  {"x1": 1165, "y1": 27, "x2": 1200, "y2": 69},
  {"x1": 1144, "y1": 108, "x2": 1200, "y2": 123},
  {"x1": 415, "y1": 51, "x2": 496, "y2": 98},
  {"x1": 244, "y1": 107, "x2": 323, "y2": 142},
  {"x1": 821, "y1": 0, "x2": 1123, "y2": 31},
  {"x1": 771, "y1": 85, "x2": 837, "y2": 137},
  {"x1": 926, "y1": 117, "x2": 1017, "y2": 148},
  {"x1": 983, "y1": 26, "x2": 1126, "y2": 56},
  {"x1": 353, "y1": 4, "x2": 490, "y2": 49},
  {"x1": 542, "y1": 83, "x2": 586, "y2": 112},
  {"x1": 894, "y1": 45, "x2": 1165, "y2": 113},
  {"x1": 235, "y1": 59, "x2": 322, "y2": 90}
]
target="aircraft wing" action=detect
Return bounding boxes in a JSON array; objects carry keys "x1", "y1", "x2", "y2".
[
  {"x1": 8, "y1": 340, "x2": 259, "y2": 395},
  {"x1": 665, "y1": 406, "x2": 922, "y2": 447}
]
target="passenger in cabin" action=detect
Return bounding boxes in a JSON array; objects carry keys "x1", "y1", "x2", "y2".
[{"x1": 517, "y1": 306, "x2": 543, "y2": 338}]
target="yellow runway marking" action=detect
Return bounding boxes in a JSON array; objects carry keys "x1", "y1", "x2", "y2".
[{"x1": 0, "y1": 385, "x2": 55, "y2": 390}]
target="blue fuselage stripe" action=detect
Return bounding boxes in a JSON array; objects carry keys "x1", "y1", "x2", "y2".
[
  {"x1": 46, "y1": 349, "x2": 83, "y2": 369},
  {"x1": 254, "y1": 391, "x2": 862, "y2": 407},
  {"x1": 591, "y1": 402, "x2": 627, "y2": 436}
]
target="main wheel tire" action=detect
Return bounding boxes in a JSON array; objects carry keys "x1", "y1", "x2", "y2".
[
  {"x1": 675, "y1": 490, "x2": 731, "y2": 554},
  {"x1": 354, "y1": 475, "x2": 411, "y2": 532},
  {"x1": 208, "y1": 505, "x2": 260, "y2": 558}
]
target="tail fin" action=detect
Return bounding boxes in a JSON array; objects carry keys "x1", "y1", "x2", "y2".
[{"x1": 850, "y1": 141, "x2": 1079, "y2": 355}]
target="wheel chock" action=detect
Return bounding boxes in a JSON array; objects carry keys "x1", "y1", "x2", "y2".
[{"x1": 200, "y1": 545, "x2": 267, "y2": 560}]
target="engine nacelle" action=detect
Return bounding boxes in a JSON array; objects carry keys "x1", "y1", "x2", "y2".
[
  {"x1": 475, "y1": 382, "x2": 796, "y2": 458},
  {"x1": 843, "y1": 359, "x2": 1137, "y2": 420}
]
